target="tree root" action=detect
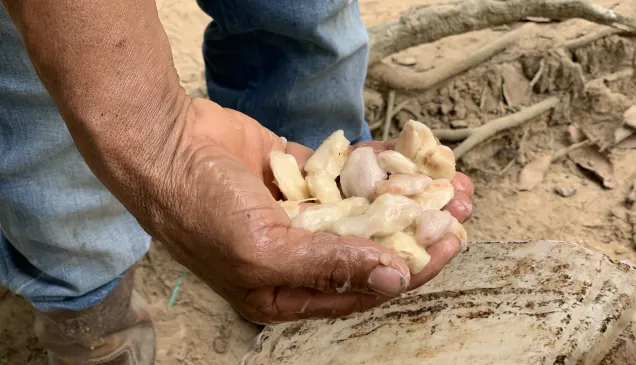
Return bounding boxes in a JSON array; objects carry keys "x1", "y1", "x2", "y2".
[
  {"x1": 382, "y1": 90, "x2": 396, "y2": 141},
  {"x1": 595, "y1": 68, "x2": 634, "y2": 83},
  {"x1": 368, "y1": 25, "x2": 526, "y2": 91},
  {"x1": 363, "y1": 0, "x2": 636, "y2": 161},
  {"x1": 452, "y1": 97, "x2": 560, "y2": 159},
  {"x1": 565, "y1": 27, "x2": 624, "y2": 49},
  {"x1": 389, "y1": 98, "x2": 417, "y2": 120},
  {"x1": 551, "y1": 140, "x2": 594, "y2": 162},
  {"x1": 368, "y1": 0, "x2": 636, "y2": 67},
  {"x1": 432, "y1": 128, "x2": 472, "y2": 142},
  {"x1": 626, "y1": 182, "x2": 636, "y2": 248},
  {"x1": 426, "y1": 64, "x2": 633, "y2": 153},
  {"x1": 529, "y1": 58, "x2": 546, "y2": 89}
]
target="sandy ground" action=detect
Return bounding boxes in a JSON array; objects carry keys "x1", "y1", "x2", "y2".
[{"x1": 1, "y1": 0, "x2": 636, "y2": 364}]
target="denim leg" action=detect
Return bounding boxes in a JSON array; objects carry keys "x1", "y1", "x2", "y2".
[
  {"x1": 0, "y1": 4, "x2": 150, "y2": 312},
  {"x1": 197, "y1": 0, "x2": 372, "y2": 150}
]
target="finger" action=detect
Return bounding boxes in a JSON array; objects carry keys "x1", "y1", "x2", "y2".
[
  {"x1": 297, "y1": 202, "x2": 317, "y2": 213},
  {"x1": 240, "y1": 286, "x2": 389, "y2": 323},
  {"x1": 285, "y1": 142, "x2": 314, "y2": 171},
  {"x1": 451, "y1": 172, "x2": 474, "y2": 197},
  {"x1": 264, "y1": 227, "x2": 412, "y2": 298},
  {"x1": 383, "y1": 138, "x2": 398, "y2": 151},
  {"x1": 349, "y1": 138, "x2": 398, "y2": 154},
  {"x1": 262, "y1": 141, "x2": 313, "y2": 198},
  {"x1": 442, "y1": 192, "x2": 473, "y2": 223},
  {"x1": 409, "y1": 233, "x2": 461, "y2": 289}
]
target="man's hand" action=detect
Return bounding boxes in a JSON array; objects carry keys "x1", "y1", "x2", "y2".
[
  {"x1": 4, "y1": 0, "x2": 473, "y2": 324},
  {"x1": 151, "y1": 98, "x2": 473, "y2": 323}
]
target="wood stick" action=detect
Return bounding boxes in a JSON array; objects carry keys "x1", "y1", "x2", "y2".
[
  {"x1": 368, "y1": 25, "x2": 525, "y2": 91},
  {"x1": 453, "y1": 97, "x2": 560, "y2": 159}
]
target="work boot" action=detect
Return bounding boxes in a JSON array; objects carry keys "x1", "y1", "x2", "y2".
[{"x1": 33, "y1": 268, "x2": 156, "y2": 365}]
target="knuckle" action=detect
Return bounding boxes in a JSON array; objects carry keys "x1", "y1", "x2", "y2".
[
  {"x1": 238, "y1": 290, "x2": 282, "y2": 325},
  {"x1": 239, "y1": 308, "x2": 276, "y2": 325},
  {"x1": 314, "y1": 239, "x2": 354, "y2": 292}
]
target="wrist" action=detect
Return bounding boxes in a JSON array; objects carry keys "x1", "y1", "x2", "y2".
[{"x1": 78, "y1": 85, "x2": 194, "y2": 237}]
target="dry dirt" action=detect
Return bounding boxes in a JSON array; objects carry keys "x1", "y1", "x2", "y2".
[{"x1": 1, "y1": 0, "x2": 636, "y2": 364}]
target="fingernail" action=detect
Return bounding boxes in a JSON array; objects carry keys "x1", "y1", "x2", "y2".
[
  {"x1": 462, "y1": 198, "x2": 473, "y2": 216},
  {"x1": 368, "y1": 266, "x2": 407, "y2": 297},
  {"x1": 454, "y1": 242, "x2": 463, "y2": 257},
  {"x1": 451, "y1": 236, "x2": 464, "y2": 257},
  {"x1": 462, "y1": 199, "x2": 473, "y2": 212}
]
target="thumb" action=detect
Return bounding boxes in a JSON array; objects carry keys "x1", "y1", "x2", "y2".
[{"x1": 266, "y1": 226, "x2": 412, "y2": 297}]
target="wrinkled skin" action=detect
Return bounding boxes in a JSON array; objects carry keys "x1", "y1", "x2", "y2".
[{"x1": 150, "y1": 99, "x2": 475, "y2": 324}]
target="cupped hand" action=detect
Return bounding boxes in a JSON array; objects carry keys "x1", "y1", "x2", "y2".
[{"x1": 154, "y1": 98, "x2": 473, "y2": 324}]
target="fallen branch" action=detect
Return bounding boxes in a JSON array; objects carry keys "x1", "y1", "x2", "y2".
[
  {"x1": 453, "y1": 97, "x2": 560, "y2": 159},
  {"x1": 368, "y1": 0, "x2": 636, "y2": 67},
  {"x1": 368, "y1": 25, "x2": 526, "y2": 91}
]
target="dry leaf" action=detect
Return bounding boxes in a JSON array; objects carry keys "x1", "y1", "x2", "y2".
[
  {"x1": 518, "y1": 155, "x2": 552, "y2": 191},
  {"x1": 624, "y1": 105, "x2": 636, "y2": 129},
  {"x1": 501, "y1": 64, "x2": 531, "y2": 109},
  {"x1": 615, "y1": 134, "x2": 636, "y2": 150},
  {"x1": 626, "y1": 182, "x2": 636, "y2": 208},
  {"x1": 480, "y1": 69, "x2": 503, "y2": 112},
  {"x1": 614, "y1": 125, "x2": 635, "y2": 144},
  {"x1": 568, "y1": 124, "x2": 587, "y2": 143},
  {"x1": 611, "y1": 206, "x2": 629, "y2": 222},
  {"x1": 568, "y1": 146, "x2": 615, "y2": 189},
  {"x1": 611, "y1": 105, "x2": 636, "y2": 146}
]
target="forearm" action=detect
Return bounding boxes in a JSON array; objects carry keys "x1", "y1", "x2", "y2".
[{"x1": 3, "y1": 0, "x2": 189, "y2": 227}]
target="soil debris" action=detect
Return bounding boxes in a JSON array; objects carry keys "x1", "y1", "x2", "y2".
[{"x1": 568, "y1": 145, "x2": 616, "y2": 189}]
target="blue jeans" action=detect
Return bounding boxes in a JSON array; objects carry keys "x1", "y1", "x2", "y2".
[{"x1": 0, "y1": 0, "x2": 370, "y2": 312}]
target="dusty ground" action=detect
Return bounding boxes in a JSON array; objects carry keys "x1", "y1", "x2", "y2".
[{"x1": 2, "y1": 0, "x2": 636, "y2": 364}]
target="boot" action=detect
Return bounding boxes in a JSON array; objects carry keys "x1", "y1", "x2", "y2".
[{"x1": 33, "y1": 268, "x2": 156, "y2": 365}]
